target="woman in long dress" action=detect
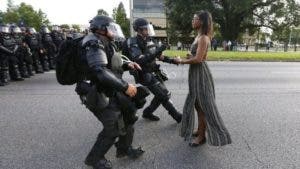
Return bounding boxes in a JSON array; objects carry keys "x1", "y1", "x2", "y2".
[{"x1": 176, "y1": 10, "x2": 232, "y2": 147}]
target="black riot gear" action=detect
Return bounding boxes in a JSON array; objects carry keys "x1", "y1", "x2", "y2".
[
  {"x1": 10, "y1": 25, "x2": 31, "y2": 78},
  {"x1": 24, "y1": 27, "x2": 44, "y2": 73},
  {"x1": 77, "y1": 15, "x2": 145, "y2": 169},
  {"x1": 123, "y1": 18, "x2": 182, "y2": 122},
  {"x1": 0, "y1": 25, "x2": 24, "y2": 82}
]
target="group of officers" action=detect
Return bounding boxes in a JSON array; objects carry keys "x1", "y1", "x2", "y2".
[
  {"x1": 0, "y1": 24, "x2": 66, "y2": 86},
  {"x1": 2, "y1": 15, "x2": 183, "y2": 169},
  {"x1": 76, "y1": 15, "x2": 183, "y2": 169}
]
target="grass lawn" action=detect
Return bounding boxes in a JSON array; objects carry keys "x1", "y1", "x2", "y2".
[{"x1": 163, "y1": 50, "x2": 300, "y2": 61}]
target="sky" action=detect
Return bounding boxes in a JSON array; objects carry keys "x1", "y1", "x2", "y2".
[{"x1": 0, "y1": 0, "x2": 130, "y2": 25}]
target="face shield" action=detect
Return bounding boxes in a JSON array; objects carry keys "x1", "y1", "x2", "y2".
[
  {"x1": 147, "y1": 24, "x2": 155, "y2": 37},
  {"x1": 106, "y1": 22, "x2": 125, "y2": 41},
  {"x1": 139, "y1": 24, "x2": 155, "y2": 37},
  {"x1": 13, "y1": 27, "x2": 22, "y2": 33},
  {"x1": 29, "y1": 28, "x2": 37, "y2": 34},
  {"x1": 1, "y1": 26, "x2": 10, "y2": 33},
  {"x1": 52, "y1": 26, "x2": 60, "y2": 31},
  {"x1": 43, "y1": 27, "x2": 50, "y2": 33}
]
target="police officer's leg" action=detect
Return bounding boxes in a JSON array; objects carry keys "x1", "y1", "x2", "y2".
[
  {"x1": 142, "y1": 96, "x2": 161, "y2": 121},
  {"x1": 85, "y1": 104, "x2": 120, "y2": 168},
  {"x1": 0, "y1": 55, "x2": 9, "y2": 85},
  {"x1": 8, "y1": 54, "x2": 23, "y2": 81},
  {"x1": 39, "y1": 51, "x2": 50, "y2": 71},
  {"x1": 115, "y1": 110, "x2": 144, "y2": 158},
  {"x1": 32, "y1": 50, "x2": 43, "y2": 73},
  {"x1": 16, "y1": 51, "x2": 29, "y2": 78},
  {"x1": 47, "y1": 47, "x2": 55, "y2": 69},
  {"x1": 147, "y1": 82, "x2": 182, "y2": 123}
]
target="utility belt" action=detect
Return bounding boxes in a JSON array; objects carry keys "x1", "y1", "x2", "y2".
[{"x1": 130, "y1": 68, "x2": 168, "y2": 84}]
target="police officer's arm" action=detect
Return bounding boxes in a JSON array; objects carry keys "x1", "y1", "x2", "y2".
[
  {"x1": 129, "y1": 44, "x2": 157, "y2": 65},
  {"x1": 159, "y1": 55, "x2": 178, "y2": 65},
  {"x1": 0, "y1": 44, "x2": 13, "y2": 55},
  {"x1": 86, "y1": 42, "x2": 129, "y2": 92}
]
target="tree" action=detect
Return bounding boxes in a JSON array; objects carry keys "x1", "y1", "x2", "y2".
[
  {"x1": 72, "y1": 24, "x2": 81, "y2": 31},
  {"x1": 60, "y1": 24, "x2": 70, "y2": 30},
  {"x1": 97, "y1": 9, "x2": 109, "y2": 16},
  {"x1": 165, "y1": 0, "x2": 300, "y2": 42},
  {"x1": 112, "y1": 2, "x2": 130, "y2": 37},
  {"x1": 1, "y1": 2, "x2": 51, "y2": 30}
]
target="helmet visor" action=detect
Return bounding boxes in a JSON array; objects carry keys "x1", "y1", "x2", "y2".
[
  {"x1": 29, "y1": 28, "x2": 37, "y2": 34},
  {"x1": 13, "y1": 27, "x2": 22, "y2": 33},
  {"x1": 147, "y1": 24, "x2": 155, "y2": 37},
  {"x1": 52, "y1": 26, "x2": 60, "y2": 31},
  {"x1": 107, "y1": 23, "x2": 125, "y2": 41},
  {"x1": 43, "y1": 27, "x2": 50, "y2": 33},
  {"x1": 1, "y1": 26, "x2": 10, "y2": 33}
]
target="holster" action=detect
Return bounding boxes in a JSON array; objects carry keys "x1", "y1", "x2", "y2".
[{"x1": 76, "y1": 81, "x2": 109, "y2": 113}]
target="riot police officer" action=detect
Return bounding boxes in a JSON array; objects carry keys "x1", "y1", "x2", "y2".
[
  {"x1": 1, "y1": 25, "x2": 14, "y2": 86},
  {"x1": 77, "y1": 15, "x2": 144, "y2": 169},
  {"x1": 10, "y1": 25, "x2": 31, "y2": 78},
  {"x1": 0, "y1": 24, "x2": 23, "y2": 82},
  {"x1": 24, "y1": 27, "x2": 43, "y2": 73},
  {"x1": 123, "y1": 18, "x2": 182, "y2": 123},
  {"x1": 50, "y1": 25, "x2": 64, "y2": 52},
  {"x1": 40, "y1": 25, "x2": 56, "y2": 70}
]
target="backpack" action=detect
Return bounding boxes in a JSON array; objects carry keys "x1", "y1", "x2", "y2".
[{"x1": 55, "y1": 36, "x2": 85, "y2": 85}]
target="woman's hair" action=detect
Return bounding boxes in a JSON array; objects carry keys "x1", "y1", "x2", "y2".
[{"x1": 195, "y1": 10, "x2": 213, "y2": 39}]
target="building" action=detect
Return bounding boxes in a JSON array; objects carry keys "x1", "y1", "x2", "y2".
[{"x1": 131, "y1": 0, "x2": 167, "y2": 40}]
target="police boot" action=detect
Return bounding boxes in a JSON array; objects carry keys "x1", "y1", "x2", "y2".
[
  {"x1": 142, "y1": 97, "x2": 161, "y2": 121},
  {"x1": 94, "y1": 158, "x2": 112, "y2": 169},
  {"x1": 162, "y1": 100, "x2": 182, "y2": 123},
  {"x1": 116, "y1": 146, "x2": 144, "y2": 159},
  {"x1": 0, "y1": 67, "x2": 5, "y2": 86},
  {"x1": 1, "y1": 66, "x2": 10, "y2": 85},
  {"x1": 34, "y1": 62, "x2": 44, "y2": 74},
  {"x1": 20, "y1": 64, "x2": 30, "y2": 78},
  {"x1": 10, "y1": 65, "x2": 24, "y2": 81},
  {"x1": 27, "y1": 64, "x2": 34, "y2": 76},
  {"x1": 48, "y1": 57, "x2": 55, "y2": 69},
  {"x1": 42, "y1": 59, "x2": 50, "y2": 72}
]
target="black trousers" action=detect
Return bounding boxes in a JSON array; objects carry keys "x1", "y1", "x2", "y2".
[{"x1": 85, "y1": 97, "x2": 135, "y2": 166}]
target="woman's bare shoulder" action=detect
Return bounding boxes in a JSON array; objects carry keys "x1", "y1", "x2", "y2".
[{"x1": 197, "y1": 35, "x2": 210, "y2": 44}]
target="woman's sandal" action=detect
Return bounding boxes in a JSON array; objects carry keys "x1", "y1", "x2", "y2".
[
  {"x1": 192, "y1": 131, "x2": 199, "y2": 137},
  {"x1": 189, "y1": 138, "x2": 206, "y2": 147}
]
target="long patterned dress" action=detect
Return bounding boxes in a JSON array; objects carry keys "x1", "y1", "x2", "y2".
[{"x1": 180, "y1": 38, "x2": 232, "y2": 146}]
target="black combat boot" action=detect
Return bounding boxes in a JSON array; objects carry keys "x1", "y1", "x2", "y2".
[
  {"x1": 27, "y1": 64, "x2": 34, "y2": 76},
  {"x1": 0, "y1": 67, "x2": 4, "y2": 86},
  {"x1": 34, "y1": 62, "x2": 44, "y2": 73},
  {"x1": 142, "y1": 98, "x2": 161, "y2": 121},
  {"x1": 20, "y1": 64, "x2": 29, "y2": 78},
  {"x1": 92, "y1": 158, "x2": 112, "y2": 169},
  {"x1": 116, "y1": 146, "x2": 145, "y2": 159},
  {"x1": 10, "y1": 65, "x2": 24, "y2": 81},
  {"x1": 1, "y1": 66, "x2": 10, "y2": 85}
]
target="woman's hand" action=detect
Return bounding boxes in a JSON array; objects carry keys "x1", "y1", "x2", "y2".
[
  {"x1": 186, "y1": 53, "x2": 192, "y2": 59},
  {"x1": 128, "y1": 62, "x2": 142, "y2": 71},
  {"x1": 173, "y1": 56, "x2": 183, "y2": 64}
]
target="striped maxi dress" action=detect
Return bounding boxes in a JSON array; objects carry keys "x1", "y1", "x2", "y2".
[{"x1": 180, "y1": 39, "x2": 232, "y2": 146}]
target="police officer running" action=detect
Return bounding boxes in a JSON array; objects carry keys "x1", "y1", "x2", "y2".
[
  {"x1": 77, "y1": 15, "x2": 144, "y2": 169},
  {"x1": 123, "y1": 18, "x2": 182, "y2": 123}
]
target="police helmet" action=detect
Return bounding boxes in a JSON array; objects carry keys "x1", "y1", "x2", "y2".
[
  {"x1": 40, "y1": 25, "x2": 50, "y2": 33},
  {"x1": 89, "y1": 15, "x2": 125, "y2": 41},
  {"x1": 133, "y1": 18, "x2": 155, "y2": 36}
]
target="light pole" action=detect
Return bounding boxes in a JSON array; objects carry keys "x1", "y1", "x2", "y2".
[{"x1": 129, "y1": 0, "x2": 134, "y2": 36}]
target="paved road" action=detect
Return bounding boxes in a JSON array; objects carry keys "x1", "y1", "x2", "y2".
[{"x1": 1, "y1": 62, "x2": 299, "y2": 169}]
